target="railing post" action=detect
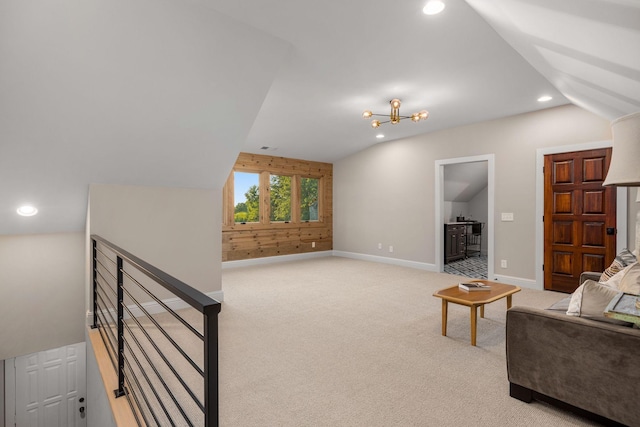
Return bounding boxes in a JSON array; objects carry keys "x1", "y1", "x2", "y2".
[
  {"x1": 114, "y1": 255, "x2": 127, "y2": 398},
  {"x1": 91, "y1": 239, "x2": 98, "y2": 329},
  {"x1": 203, "y1": 303, "x2": 221, "y2": 427}
]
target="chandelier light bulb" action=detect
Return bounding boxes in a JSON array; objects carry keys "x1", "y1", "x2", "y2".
[
  {"x1": 390, "y1": 99, "x2": 401, "y2": 109},
  {"x1": 371, "y1": 120, "x2": 381, "y2": 128},
  {"x1": 419, "y1": 110, "x2": 429, "y2": 120},
  {"x1": 362, "y1": 110, "x2": 372, "y2": 119},
  {"x1": 411, "y1": 113, "x2": 420, "y2": 122}
]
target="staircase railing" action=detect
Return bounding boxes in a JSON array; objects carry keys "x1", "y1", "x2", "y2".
[{"x1": 91, "y1": 235, "x2": 221, "y2": 426}]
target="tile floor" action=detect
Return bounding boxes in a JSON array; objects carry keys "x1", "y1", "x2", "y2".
[{"x1": 444, "y1": 255, "x2": 488, "y2": 279}]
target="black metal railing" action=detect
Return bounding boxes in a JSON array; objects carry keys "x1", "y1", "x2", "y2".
[{"x1": 91, "y1": 235, "x2": 221, "y2": 426}]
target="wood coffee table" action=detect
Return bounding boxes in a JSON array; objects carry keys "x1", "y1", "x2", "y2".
[{"x1": 433, "y1": 280, "x2": 521, "y2": 346}]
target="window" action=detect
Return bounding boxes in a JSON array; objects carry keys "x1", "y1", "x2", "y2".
[
  {"x1": 301, "y1": 177, "x2": 319, "y2": 221},
  {"x1": 234, "y1": 172, "x2": 260, "y2": 223},
  {"x1": 223, "y1": 153, "x2": 331, "y2": 229},
  {"x1": 270, "y1": 174, "x2": 291, "y2": 222}
]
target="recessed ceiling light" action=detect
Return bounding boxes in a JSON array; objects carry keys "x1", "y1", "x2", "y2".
[
  {"x1": 537, "y1": 95, "x2": 553, "y2": 102},
  {"x1": 17, "y1": 205, "x2": 38, "y2": 217},
  {"x1": 376, "y1": 134, "x2": 385, "y2": 139},
  {"x1": 423, "y1": 0, "x2": 445, "y2": 15}
]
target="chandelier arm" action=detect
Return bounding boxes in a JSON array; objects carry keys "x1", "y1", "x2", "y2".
[{"x1": 369, "y1": 114, "x2": 414, "y2": 119}]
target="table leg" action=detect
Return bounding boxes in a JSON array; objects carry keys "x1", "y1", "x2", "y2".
[
  {"x1": 480, "y1": 304, "x2": 485, "y2": 318},
  {"x1": 441, "y1": 299, "x2": 448, "y2": 336},
  {"x1": 470, "y1": 306, "x2": 477, "y2": 346},
  {"x1": 507, "y1": 295, "x2": 513, "y2": 310}
]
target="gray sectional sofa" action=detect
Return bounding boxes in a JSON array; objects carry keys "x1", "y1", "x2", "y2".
[
  {"x1": 507, "y1": 261, "x2": 640, "y2": 426},
  {"x1": 506, "y1": 275, "x2": 640, "y2": 427}
]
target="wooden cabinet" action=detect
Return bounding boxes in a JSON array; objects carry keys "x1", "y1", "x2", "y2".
[{"x1": 444, "y1": 224, "x2": 466, "y2": 264}]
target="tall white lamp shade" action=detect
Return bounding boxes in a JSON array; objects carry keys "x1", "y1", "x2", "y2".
[
  {"x1": 603, "y1": 111, "x2": 640, "y2": 186},
  {"x1": 603, "y1": 111, "x2": 640, "y2": 256}
]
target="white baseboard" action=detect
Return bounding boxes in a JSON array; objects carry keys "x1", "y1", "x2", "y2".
[
  {"x1": 332, "y1": 251, "x2": 438, "y2": 272},
  {"x1": 222, "y1": 250, "x2": 333, "y2": 269},
  {"x1": 493, "y1": 274, "x2": 539, "y2": 290},
  {"x1": 220, "y1": 250, "x2": 539, "y2": 291}
]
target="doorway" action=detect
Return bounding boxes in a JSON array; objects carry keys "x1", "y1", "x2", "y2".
[
  {"x1": 536, "y1": 142, "x2": 627, "y2": 290},
  {"x1": 5, "y1": 342, "x2": 87, "y2": 427},
  {"x1": 543, "y1": 148, "x2": 617, "y2": 292},
  {"x1": 435, "y1": 154, "x2": 495, "y2": 281}
]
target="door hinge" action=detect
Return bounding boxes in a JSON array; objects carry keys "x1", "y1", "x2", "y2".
[{"x1": 542, "y1": 264, "x2": 544, "y2": 271}]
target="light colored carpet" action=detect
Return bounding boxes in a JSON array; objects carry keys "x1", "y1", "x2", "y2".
[{"x1": 217, "y1": 257, "x2": 599, "y2": 427}]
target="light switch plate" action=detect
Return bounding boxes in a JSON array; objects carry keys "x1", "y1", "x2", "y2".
[{"x1": 501, "y1": 212, "x2": 514, "y2": 221}]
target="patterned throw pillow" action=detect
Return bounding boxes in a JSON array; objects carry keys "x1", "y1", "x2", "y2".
[{"x1": 600, "y1": 248, "x2": 637, "y2": 282}]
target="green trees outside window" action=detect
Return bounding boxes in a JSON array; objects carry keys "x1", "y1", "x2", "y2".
[
  {"x1": 270, "y1": 175, "x2": 291, "y2": 222},
  {"x1": 301, "y1": 177, "x2": 319, "y2": 221},
  {"x1": 232, "y1": 170, "x2": 321, "y2": 225},
  {"x1": 234, "y1": 172, "x2": 259, "y2": 223}
]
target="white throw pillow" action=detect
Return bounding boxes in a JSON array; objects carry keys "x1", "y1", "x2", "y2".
[
  {"x1": 566, "y1": 280, "x2": 619, "y2": 318},
  {"x1": 567, "y1": 279, "x2": 618, "y2": 316},
  {"x1": 567, "y1": 281, "x2": 590, "y2": 316},
  {"x1": 618, "y1": 262, "x2": 640, "y2": 295},
  {"x1": 604, "y1": 262, "x2": 636, "y2": 290}
]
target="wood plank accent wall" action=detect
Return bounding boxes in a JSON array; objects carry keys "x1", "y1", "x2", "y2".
[{"x1": 222, "y1": 152, "x2": 333, "y2": 261}]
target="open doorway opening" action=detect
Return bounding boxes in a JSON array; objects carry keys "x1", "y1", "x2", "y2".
[{"x1": 435, "y1": 155, "x2": 495, "y2": 281}]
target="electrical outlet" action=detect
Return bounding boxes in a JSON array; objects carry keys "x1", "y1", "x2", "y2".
[
  {"x1": 501, "y1": 259, "x2": 508, "y2": 268},
  {"x1": 378, "y1": 243, "x2": 382, "y2": 249},
  {"x1": 312, "y1": 242, "x2": 315, "y2": 248},
  {"x1": 389, "y1": 245, "x2": 394, "y2": 253}
]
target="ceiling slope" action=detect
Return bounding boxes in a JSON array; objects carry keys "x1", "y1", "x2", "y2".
[
  {"x1": 0, "y1": 0, "x2": 290, "y2": 235},
  {"x1": 205, "y1": 0, "x2": 568, "y2": 162},
  {"x1": 466, "y1": 0, "x2": 640, "y2": 120}
]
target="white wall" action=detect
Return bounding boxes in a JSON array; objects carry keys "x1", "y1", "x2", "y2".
[
  {"x1": 86, "y1": 334, "x2": 116, "y2": 427},
  {"x1": 88, "y1": 184, "x2": 222, "y2": 306},
  {"x1": 334, "y1": 105, "x2": 618, "y2": 281},
  {"x1": 444, "y1": 202, "x2": 469, "y2": 223},
  {"x1": 0, "y1": 233, "x2": 85, "y2": 360}
]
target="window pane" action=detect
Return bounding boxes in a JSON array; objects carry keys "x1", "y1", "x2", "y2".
[
  {"x1": 301, "y1": 177, "x2": 319, "y2": 221},
  {"x1": 234, "y1": 172, "x2": 260, "y2": 223},
  {"x1": 270, "y1": 175, "x2": 291, "y2": 222}
]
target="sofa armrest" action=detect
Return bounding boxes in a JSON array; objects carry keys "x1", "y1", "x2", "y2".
[
  {"x1": 579, "y1": 271, "x2": 601, "y2": 283},
  {"x1": 506, "y1": 306, "x2": 640, "y2": 426}
]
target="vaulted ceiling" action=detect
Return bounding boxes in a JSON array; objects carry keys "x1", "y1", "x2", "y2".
[{"x1": 1, "y1": 0, "x2": 638, "y2": 235}]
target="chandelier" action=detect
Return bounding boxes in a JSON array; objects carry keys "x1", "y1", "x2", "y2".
[{"x1": 362, "y1": 99, "x2": 429, "y2": 128}]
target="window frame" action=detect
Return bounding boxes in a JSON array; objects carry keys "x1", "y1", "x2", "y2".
[{"x1": 223, "y1": 167, "x2": 326, "y2": 230}]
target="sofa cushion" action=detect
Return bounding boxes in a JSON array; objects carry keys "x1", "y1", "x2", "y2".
[{"x1": 600, "y1": 248, "x2": 637, "y2": 282}]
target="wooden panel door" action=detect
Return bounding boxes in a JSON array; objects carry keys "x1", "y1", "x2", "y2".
[{"x1": 544, "y1": 148, "x2": 616, "y2": 293}]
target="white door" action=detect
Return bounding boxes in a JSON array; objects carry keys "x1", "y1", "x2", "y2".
[{"x1": 7, "y1": 342, "x2": 86, "y2": 427}]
